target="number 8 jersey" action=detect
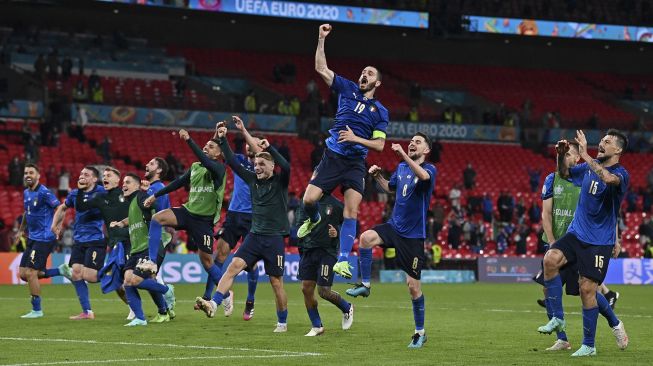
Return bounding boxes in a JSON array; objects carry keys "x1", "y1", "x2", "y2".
[
  {"x1": 387, "y1": 162, "x2": 437, "y2": 239},
  {"x1": 326, "y1": 74, "x2": 390, "y2": 159},
  {"x1": 567, "y1": 161, "x2": 629, "y2": 246}
]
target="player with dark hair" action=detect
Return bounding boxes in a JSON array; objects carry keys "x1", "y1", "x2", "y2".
[
  {"x1": 16, "y1": 164, "x2": 61, "y2": 318},
  {"x1": 51, "y1": 165, "x2": 106, "y2": 320},
  {"x1": 346, "y1": 133, "x2": 436, "y2": 348},
  {"x1": 110, "y1": 173, "x2": 175, "y2": 326},
  {"x1": 298, "y1": 23, "x2": 389, "y2": 280},
  {"x1": 142, "y1": 126, "x2": 227, "y2": 310},
  {"x1": 200, "y1": 116, "x2": 261, "y2": 320},
  {"x1": 538, "y1": 129, "x2": 629, "y2": 357},
  {"x1": 71, "y1": 166, "x2": 134, "y2": 317},
  {"x1": 534, "y1": 140, "x2": 622, "y2": 351},
  {"x1": 296, "y1": 194, "x2": 354, "y2": 336},
  {"x1": 196, "y1": 121, "x2": 291, "y2": 333}
]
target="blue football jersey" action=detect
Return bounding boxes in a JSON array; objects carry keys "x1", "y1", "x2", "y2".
[
  {"x1": 325, "y1": 74, "x2": 389, "y2": 159},
  {"x1": 388, "y1": 162, "x2": 437, "y2": 239},
  {"x1": 567, "y1": 162, "x2": 629, "y2": 245},
  {"x1": 65, "y1": 185, "x2": 106, "y2": 243},
  {"x1": 24, "y1": 184, "x2": 60, "y2": 242},
  {"x1": 228, "y1": 154, "x2": 254, "y2": 214},
  {"x1": 147, "y1": 180, "x2": 170, "y2": 213}
]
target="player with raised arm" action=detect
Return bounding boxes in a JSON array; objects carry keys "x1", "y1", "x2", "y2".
[
  {"x1": 346, "y1": 133, "x2": 436, "y2": 349},
  {"x1": 73, "y1": 166, "x2": 133, "y2": 318},
  {"x1": 110, "y1": 173, "x2": 175, "y2": 326},
  {"x1": 16, "y1": 164, "x2": 61, "y2": 318},
  {"x1": 533, "y1": 141, "x2": 623, "y2": 351},
  {"x1": 538, "y1": 129, "x2": 629, "y2": 357},
  {"x1": 51, "y1": 166, "x2": 106, "y2": 320},
  {"x1": 141, "y1": 126, "x2": 228, "y2": 313},
  {"x1": 298, "y1": 23, "x2": 389, "y2": 280},
  {"x1": 196, "y1": 121, "x2": 291, "y2": 333},
  {"x1": 199, "y1": 116, "x2": 260, "y2": 320},
  {"x1": 296, "y1": 194, "x2": 354, "y2": 336}
]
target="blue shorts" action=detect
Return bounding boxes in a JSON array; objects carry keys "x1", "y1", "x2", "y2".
[
  {"x1": 533, "y1": 258, "x2": 580, "y2": 296},
  {"x1": 70, "y1": 241, "x2": 107, "y2": 271},
  {"x1": 309, "y1": 149, "x2": 366, "y2": 195},
  {"x1": 172, "y1": 206, "x2": 214, "y2": 254},
  {"x1": 298, "y1": 247, "x2": 337, "y2": 287},
  {"x1": 124, "y1": 250, "x2": 151, "y2": 278},
  {"x1": 373, "y1": 223, "x2": 425, "y2": 280},
  {"x1": 20, "y1": 239, "x2": 56, "y2": 270},
  {"x1": 551, "y1": 232, "x2": 614, "y2": 284},
  {"x1": 235, "y1": 233, "x2": 285, "y2": 277},
  {"x1": 216, "y1": 211, "x2": 252, "y2": 249}
]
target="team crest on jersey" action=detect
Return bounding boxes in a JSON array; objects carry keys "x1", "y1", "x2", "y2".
[
  {"x1": 33, "y1": 199, "x2": 38, "y2": 206},
  {"x1": 554, "y1": 185, "x2": 563, "y2": 195},
  {"x1": 326, "y1": 205, "x2": 333, "y2": 216},
  {"x1": 119, "y1": 195, "x2": 125, "y2": 202},
  {"x1": 414, "y1": 177, "x2": 419, "y2": 184},
  {"x1": 369, "y1": 105, "x2": 376, "y2": 112}
]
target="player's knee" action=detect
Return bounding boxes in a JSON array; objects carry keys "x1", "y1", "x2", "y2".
[
  {"x1": 301, "y1": 283, "x2": 314, "y2": 296},
  {"x1": 269, "y1": 276, "x2": 284, "y2": 290},
  {"x1": 360, "y1": 231, "x2": 376, "y2": 248},
  {"x1": 71, "y1": 267, "x2": 83, "y2": 280},
  {"x1": 317, "y1": 286, "x2": 331, "y2": 299},
  {"x1": 579, "y1": 279, "x2": 596, "y2": 296},
  {"x1": 407, "y1": 280, "x2": 421, "y2": 298},
  {"x1": 199, "y1": 252, "x2": 213, "y2": 269},
  {"x1": 343, "y1": 206, "x2": 359, "y2": 219},
  {"x1": 542, "y1": 253, "x2": 561, "y2": 272}
]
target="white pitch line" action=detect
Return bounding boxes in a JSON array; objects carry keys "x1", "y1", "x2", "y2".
[
  {"x1": 0, "y1": 337, "x2": 321, "y2": 356},
  {"x1": 1, "y1": 354, "x2": 306, "y2": 366}
]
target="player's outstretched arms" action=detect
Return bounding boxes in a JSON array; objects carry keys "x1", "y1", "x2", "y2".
[{"x1": 315, "y1": 24, "x2": 335, "y2": 86}]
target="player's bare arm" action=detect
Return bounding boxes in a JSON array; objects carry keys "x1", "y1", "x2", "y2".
[
  {"x1": 541, "y1": 198, "x2": 555, "y2": 244},
  {"x1": 575, "y1": 130, "x2": 621, "y2": 186},
  {"x1": 315, "y1": 24, "x2": 335, "y2": 86},
  {"x1": 50, "y1": 203, "x2": 68, "y2": 239},
  {"x1": 232, "y1": 115, "x2": 262, "y2": 154},
  {"x1": 369, "y1": 165, "x2": 392, "y2": 193},
  {"x1": 391, "y1": 143, "x2": 430, "y2": 181},
  {"x1": 338, "y1": 125, "x2": 385, "y2": 152},
  {"x1": 13, "y1": 213, "x2": 26, "y2": 246}
]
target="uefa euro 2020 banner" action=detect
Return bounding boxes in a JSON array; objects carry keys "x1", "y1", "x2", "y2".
[
  {"x1": 0, "y1": 253, "x2": 358, "y2": 285},
  {"x1": 467, "y1": 15, "x2": 653, "y2": 43},
  {"x1": 98, "y1": 0, "x2": 428, "y2": 29}
]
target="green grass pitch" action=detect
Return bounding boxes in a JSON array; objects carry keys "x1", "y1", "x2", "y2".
[{"x1": 0, "y1": 283, "x2": 651, "y2": 365}]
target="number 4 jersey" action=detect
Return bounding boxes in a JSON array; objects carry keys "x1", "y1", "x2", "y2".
[
  {"x1": 387, "y1": 161, "x2": 437, "y2": 239},
  {"x1": 567, "y1": 161, "x2": 629, "y2": 245}
]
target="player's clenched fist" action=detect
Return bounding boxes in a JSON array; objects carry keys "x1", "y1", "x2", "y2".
[
  {"x1": 319, "y1": 24, "x2": 332, "y2": 39},
  {"x1": 258, "y1": 139, "x2": 270, "y2": 150},
  {"x1": 555, "y1": 140, "x2": 569, "y2": 155},
  {"x1": 368, "y1": 165, "x2": 382, "y2": 177}
]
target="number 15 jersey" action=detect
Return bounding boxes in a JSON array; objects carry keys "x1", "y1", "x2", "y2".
[{"x1": 567, "y1": 161, "x2": 629, "y2": 246}]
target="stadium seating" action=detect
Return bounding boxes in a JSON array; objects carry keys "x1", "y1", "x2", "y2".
[
  {"x1": 169, "y1": 47, "x2": 643, "y2": 128},
  {"x1": 2, "y1": 118, "x2": 651, "y2": 258}
]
